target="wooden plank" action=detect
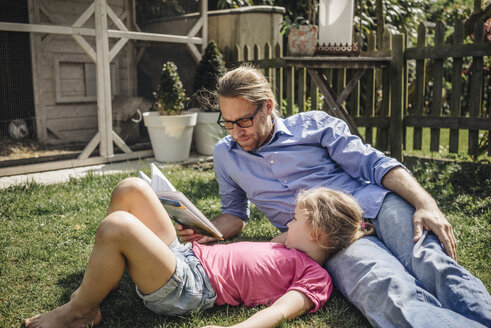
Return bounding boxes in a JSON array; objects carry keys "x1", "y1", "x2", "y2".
[
  {"x1": 449, "y1": 20, "x2": 464, "y2": 153},
  {"x1": 298, "y1": 68, "x2": 306, "y2": 112},
  {"x1": 94, "y1": 0, "x2": 113, "y2": 156},
  {"x1": 307, "y1": 69, "x2": 363, "y2": 140},
  {"x1": 337, "y1": 69, "x2": 365, "y2": 105},
  {"x1": 282, "y1": 56, "x2": 391, "y2": 69},
  {"x1": 377, "y1": 28, "x2": 391, "y2": 151},
  {"x1": 468, "y1": 18, "x2": 484, "y2": 157},
  {"x1": 390, "y1": 33, "x2": 405, "y2": 162},
  {"x1": 309, "y1": 78, "x2": 318, "y2": 111},
  {"x1": 430, "y1": 22, "x2": 445, "y2": 152},
  {"x1": 286, "y1": 66, "x2": 294, "y2": 116},
  {"x1": 48, "y1": 116, "x2": 98, "y2": 130},
  {"x1": 274, "y1": 43, "x2": 283, "y2": 114},
  {"x1": 78, "y1": 131, "x2": 101, "y2": 159},
  {"x1": 413, "y1": 22, "x2": 426, "y2": 150},
  {"x1": 364, "y1": 32, "x2": 377, "y2": 144},
  {"x1": 353, "y1": 116, "x2": 390, "y2": 128},
  {"x1": 45, "y1": 104, "x2": 97, "y2": 118},
  {"x1": 405, "y1": 42, "x2": 491, "y2": 60},
  {"x1": 404, "y1": 116, "x2": 491, "y2": 130},
  {"x1": 28, "y1": 0, "x2": 48, "y2": 144}
]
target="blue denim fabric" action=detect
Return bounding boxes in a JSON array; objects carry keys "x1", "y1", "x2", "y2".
[
  {"x1": 136, "y1": 239, "x2": 217, "y2": 316},
  {"x1": 325, "y1": 193, "x2": 491, "y2": 328}
]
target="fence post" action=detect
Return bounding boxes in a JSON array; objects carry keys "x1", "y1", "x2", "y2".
[
  {"x1": 449, "y1": 20, "x2": 464, "y2": 154},
  {"x1": 377, "y1": 28, "x2": 391, "y2": 151},
  {"x1": 274, "y1": 43, "x2": 283, "y2": 114},
  {"x1": 468, "y1": 18, "x2": 484, "y2": 157},
  {"x1": 365, "y1": 32, "x2": 377, "y2": 144},
  {"x1": 390, "y1": 33, "x2": 404, "y2": 162},
  {"x1": 430, "y1": 21, "x2": 445, "y2": 152},
  {"x1": 298, "y1": 68, "x2": 306, "y2": 112},
  {"x1": 286, "y1": 66, "x2": 294, "y2": 116},
  {"x1": 413, "y1": 22, "x2": 426, "y2": 150}
]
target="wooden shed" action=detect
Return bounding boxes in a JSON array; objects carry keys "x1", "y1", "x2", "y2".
[{"x1": 0, "y1": 0, "x2": 208, "y2": 175}]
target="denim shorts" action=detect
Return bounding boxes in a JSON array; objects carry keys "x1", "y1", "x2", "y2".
[{"x1": 136, "y1": 238, "x2": 217, "y2": 316}]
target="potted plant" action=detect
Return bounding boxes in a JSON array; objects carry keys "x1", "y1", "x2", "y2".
[
  {"x1": 280, "y1": 0, "x2": 318, "y2": 56},
  {"x1": 143, "y1": 61, "x2": 197, "y2": 162},
  {"x1": 191, "y1": 41, "x2": 227, "y2": 156}
]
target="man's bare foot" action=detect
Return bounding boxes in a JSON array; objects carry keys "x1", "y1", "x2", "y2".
[{"x1": 24, "y1": 301, "x2": 102, "y2": 328}]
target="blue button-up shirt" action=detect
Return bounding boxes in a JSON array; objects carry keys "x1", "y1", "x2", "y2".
[{"x1": 213, "y1": 111, "x2": 403, "y2": 231}]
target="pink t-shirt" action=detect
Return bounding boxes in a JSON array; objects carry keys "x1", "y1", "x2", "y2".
[{"x1": 192, "y1": 241, "x2": 332, "y2": 313}]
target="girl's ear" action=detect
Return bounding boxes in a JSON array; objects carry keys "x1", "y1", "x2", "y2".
[{"x1": 309, "y1": 230, "x2": 319, "y2": 242}]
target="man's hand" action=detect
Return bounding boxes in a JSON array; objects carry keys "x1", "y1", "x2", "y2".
[
  {"x1": 382, "y1": 166, "x2": 458, "y2": 261},
  {"x1": 413, "y1": 204, "x2": 457, "y2": 260},
  {"x1": 176, "y1": 224, "x2": 217, "y2": 244}
]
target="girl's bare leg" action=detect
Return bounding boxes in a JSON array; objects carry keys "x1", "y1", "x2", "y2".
[
  {"x1": 25, "y1": 211, "x2": 177, "y2": 328},
  {"x1": 108, "y1": 177, "x2": 177, "y2": 245}
]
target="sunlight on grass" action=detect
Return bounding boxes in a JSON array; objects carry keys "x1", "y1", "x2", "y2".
[{"x1": 0, "y1": 161, "x2": 489, "y2": 328}]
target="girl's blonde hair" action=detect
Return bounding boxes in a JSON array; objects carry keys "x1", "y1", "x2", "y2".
[
  {"x1": 217, "y1": 64, "x2": 279, "y2": 115},
  {"x1": 296, "y1": 187, "x2": 375, "y2": 258}
]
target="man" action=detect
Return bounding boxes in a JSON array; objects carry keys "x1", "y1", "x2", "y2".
[{"x1": 178, "y1": 64, "x2": 491, "y2": 327}]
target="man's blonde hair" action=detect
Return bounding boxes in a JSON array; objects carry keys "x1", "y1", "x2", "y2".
[
  {"x1": 296, "y1": 187, "x2": 374, "y2": 258},
  {"x1": 217, "y1": 64, "x2": 279, "y2": 115}
]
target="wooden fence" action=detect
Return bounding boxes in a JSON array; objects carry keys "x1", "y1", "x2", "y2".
[{"x1": 224, "y1": 18, "x2": 491, "y2": 162}]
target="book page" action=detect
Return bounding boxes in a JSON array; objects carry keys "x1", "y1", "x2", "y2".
[{"x1": 156, "y1": 191, "x2": 223, "y2": 240}]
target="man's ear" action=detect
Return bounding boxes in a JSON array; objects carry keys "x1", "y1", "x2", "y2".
[{"x1": 265, "y1": 99, "x2": 274, "y2": 115}]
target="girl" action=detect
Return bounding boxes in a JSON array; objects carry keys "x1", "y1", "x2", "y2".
[{"x1": 24, "y1": 179, "x2": 373, "y2": 328}]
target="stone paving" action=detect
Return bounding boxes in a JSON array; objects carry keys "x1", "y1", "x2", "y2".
[{"x1": 0, "y1": 154, "x2": 212, "y2": 189}]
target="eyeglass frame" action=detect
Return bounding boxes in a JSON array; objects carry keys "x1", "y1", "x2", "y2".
[{"x1": 216, "y1": 102, "x2": 264, "y2": 130}]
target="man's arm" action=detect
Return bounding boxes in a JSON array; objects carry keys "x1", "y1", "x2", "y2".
[
  {"x1": 381, "y1": 166, "x2": 457, "y2": 260},
  {"x1": 201, "y1": 290, "x2": 313, "y2": 328},
  {"x1": 176, "y1": 213, "x2": 246, "y2": 244}
]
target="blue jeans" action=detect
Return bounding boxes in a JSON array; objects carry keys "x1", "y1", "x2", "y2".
[{"x1": 324, "y1": 193, "x2": 491, "y2": 328}]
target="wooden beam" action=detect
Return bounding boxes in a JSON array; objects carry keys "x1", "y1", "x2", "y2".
[
  {"x1": 79, "y1": 132, "x2": 101, "y2": 159},
  {"x1": 94, "y1": 0, "x2": 113, "y2": 157},
  {"x1": 0, "y1": 21, "x2": 95, "y2": 36},
  {"x1": 0, "y1": 22, "x2": 203, "y2": 45},
  {"x1": 405, "y1": 43, "x2": 491, "y2": 60}
]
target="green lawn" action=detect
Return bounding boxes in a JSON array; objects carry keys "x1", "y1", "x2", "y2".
[{"x1": 0, "y1": 159, "x2": 489, "y2": 328}]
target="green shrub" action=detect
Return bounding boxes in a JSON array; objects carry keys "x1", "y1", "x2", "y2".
[{"x1": 153, "y1": 61, "x2": 189, "y2": 115}]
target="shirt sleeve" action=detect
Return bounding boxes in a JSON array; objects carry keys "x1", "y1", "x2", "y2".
[
  {"x1": 213, "y1": 142, "x2": 250, "y2": 221},
  {"x1": 287, "y1": 261, "x2": 333, "y2": 313},
  {"x1": 318, "y1": 113, "x2": 406, "y2": 186}
]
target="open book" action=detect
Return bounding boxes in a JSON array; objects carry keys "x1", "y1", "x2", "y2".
[{"x1": 138, "y1": 163, "x2": 223, "y2": 240}]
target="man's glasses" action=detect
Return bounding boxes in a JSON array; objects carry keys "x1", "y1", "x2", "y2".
[{"x1": 217, "y1": 103, "x2": 263, "y2": 130}]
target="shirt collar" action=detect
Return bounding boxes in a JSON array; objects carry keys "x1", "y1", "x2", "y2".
[{"x1": 227, "y1": 114, "x2": 293, "y2": 151}]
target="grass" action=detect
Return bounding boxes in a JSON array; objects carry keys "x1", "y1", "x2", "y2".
[{"x1": 0, "y1": 159, "x2": 490, "y2": 328}]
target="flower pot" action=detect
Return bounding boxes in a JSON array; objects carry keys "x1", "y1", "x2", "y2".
[
  {"x1": 193, "y1": 111, "x2": 225, "y2": 156},
  {"x1": 143, "y1": 111, "x2": 197, "y2": 163},
  {"x1": 287, "y1": 25, "x2": 318, "y2": 56}
]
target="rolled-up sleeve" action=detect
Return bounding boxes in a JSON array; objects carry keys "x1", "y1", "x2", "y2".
[{"x1": 320, "y1": 114, "x2": 404, "y2": 186}]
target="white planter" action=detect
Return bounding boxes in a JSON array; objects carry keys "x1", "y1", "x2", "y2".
[
  {"x1": 143, "y1": 111, "x2": 197, "y2": 163},
  {"x1": 194, "y1": 111, "x2": 224, "y2": 156}
]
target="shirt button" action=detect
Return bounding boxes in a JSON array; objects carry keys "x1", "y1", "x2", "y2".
[
  {"x1": 284, "y1": 180, "x2": 287, "y2": 183},
  {"x1": 270, "y1": 160, "x2": 274, "y2": 164}
]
